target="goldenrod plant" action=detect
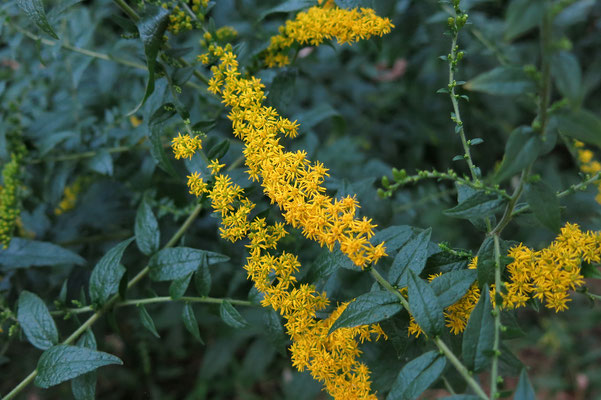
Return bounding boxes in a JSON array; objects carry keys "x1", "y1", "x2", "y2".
[{"x1": 2, "y1": 0, "x2": 601, "y2": 399}]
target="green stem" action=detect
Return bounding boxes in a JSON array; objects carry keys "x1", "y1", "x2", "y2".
[
  {"x1": 435, "y1": 338, "x2": 490, "y2": 400},
  {"x1": 491, "y1": 166, "x2": 530, "y2": 235},
  {"x1": 52, "y1": 296, "x2": 255, "y2": 316},
  {"x1": 448, "y1": 26, "x2": 479, "y2": 182},
  {"x1": 2, "y1": 203, "x2": 203, "y2": 400},
  {"x1": 369, "y1": 268, "x2": 488, "y2": 400},
  {"x1": 113, "y1": 0, "x2": 140, "y2": 21},
  {"x1": 490, "y1": 234, "x2": 503, "y2": 399}
]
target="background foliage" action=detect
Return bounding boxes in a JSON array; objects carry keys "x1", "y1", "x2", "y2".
[{"x1": 1, "y1": 0, "x2": 601, "y2": 399}]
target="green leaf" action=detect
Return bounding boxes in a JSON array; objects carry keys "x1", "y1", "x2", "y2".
[
  {"x1": 504, "y1": 0, "x2": 544, "y2": 41},
  {"x1": 207, "y1": 139, "x2": 230, "y2": 160},
  {"x1": 295, "y1": 103, "x2": 342, "y2": 130},
  {"x1": 148, "y1": 126, "x2": 179, "y2": 178},
  {"x1": 138, "y1": 305, "x2": 160, "y2": 338},
  {"x1": 407, "y1": 271, "x2": 444, "y2": 336},
  {"x1": 581, "y1": 262, "x2": 601, "y2": 279},
  {"x1": 514, "y1": 368, "x2": 536, "y2": 400},
  {"x1": 555, "y1": 109, "x2": 601, "y2": 149},
  {"x1": 551, "y1": 51, "x2": 582, "y2": 104},
  {"x1": 149, "y1": 247, "x2": 229, "y2": 281},
  {"x1": 444, "y1": 191, "x2": 505, "y2": 220},
  {"x1": 476, "y1": 237, "x2": 495, "y2": 287},
  {"x1": 17, "y1": 291, "x2": 58, "y2": 350},
  {"x1": 526, "y1": 181, "x2": 560, "y2": 232},
  {"x1": 89, "y1": 238, "x2": 134, "y2": 306},
  {"x1": 86, "y1": 150, "x2": 113, "y2": 176},
  {"x1": 220, "y1": 300, "x2": 248, "y2": 329},
  {"x1": 371, "y1": 225, "x2": 414, "y2": 256},
  {"x1": 0, "y1": 238, "x2": 85, "y2": 269},
  {"x1": 169, "y1": 271, "x2": 193, "y2": 300},
  {"x1": 328, "y1": 291, "x2": 402, "y2": 334},
  {"x1": 194, "y1": 253, "x2": 211, "y2": 296},
  {"x1": 388, "y1": 228, "x2": 432, "y2": 287},
  {"x1": 308, "y1": 248, "x2": 358, "y2": 282},
  {"x1": 71, "y1": 331, "x2": 97, "y2": 400},
  {"x1": 135, "y1": 198, "x2": 160, "y2": 256},
  {"x1": 464, "y1": 67, "x2": 536, "y2": 96},
  {"x1": 129, "y1": 6, "x2": 170, "y2": 115},
  {"x1": 494, "y1": 126, "x2": 541, "y2": 183},
  {"x1": 259, "y1": 0, "x2": 315, "y2": 20},
  {"x1": 387, "y1": 351, "x2": 446, "y2": 400},
  {"x1": 149, "y1": 102, "x2": 177, "y2": 126},
  {"x1": 17, "y1": 0, "x2": 59, "y2": 39},
  {"x1": 35, "y1": 345, "x2": 121, "y2": 388},
  {"x1": 462, "y1": 286, "x2": 494, "y2": 372},
  {"x1": 263, "y1": 309, "x2": 287, "y2": 353},
  {"x1": 430, "y1": 269, "x2": 477, "y2": 308},
  {"x1": 182, "y1": 303, "x2": 204, "y2": 344}
]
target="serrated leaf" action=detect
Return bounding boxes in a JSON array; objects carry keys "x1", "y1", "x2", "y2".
[
  {"x1": 444, "y1": 191, "x2": 505, "y2": 220},
  {"x1": 389, "y1": 228, "x2": 432, "y2": 287},
  {"x1": 430, "y1": 269, "x2": 477, "y2": 308},
  {"x1": 328, "y1": 291, "x2": 402, "y2": 334},
  {"x1": 135, "y1": 198, "x2": 160, "y2": 255},
  {"x1": 494, "y1": 126, "x2": 541, "y2": 183},
  {"x1": 407, "y1": 271, "x2": 444, "y2": 336},
  {"x1": 526, "y1": 181, "x2": 560, "y2": 232},
  {"x1": 259, "y1": 0, "x2": 315, "y2": 20},
  {"x1": 35, "y1": 345, "x2": 122, "y2": 388},
  {"x1": 504, "y1": 0, "x2": 544, "y2": 41},
  {"x1": 462, "y1": 286, "x2": 494, "y2": 372},
  {"x1": 555, "y1": 109, "x2": 601, "y2": 149},
  {"x1": 149, "y1": 247, "x2": 229, "y2": 281},
  {"x1": 17, "y1": 0, "x2": 59, "y2": 39},
  {"x1": 138, "y1": 305, "x2": 160, "y2": 338},
  {"x1": 89, "y1": 238, "x2": 134, "y2": 306},
  {"x1": 514, "y1": 368, "x2": 536, "y2": 400},
  {"x1": 220, "y1": 300, "x2": 248, "y2": 329},
  {"x1": 0, "y1": 238, "x2": 85, "y2": 269},
  {"x1": 182, "y1": 303, "x2": 204, "y2": 344},
  {"x1": 387, "y1": 351, "x2": 446, "y2": 400},
  {"x1": 129, "y1": 6, "x2": 170, "y2": 115},
  {"x1": 371, "y1": 225, "x2": 414, "y2": 256},
  {"x1": 17, "y1": 291, "x2": 58, "y2": 350},
  {"x1": 169, "y1": 271, "x2": 193, "y2": 299},
  {"x1": 194, "y1": 253, "x2": 211, "y2": 296},
  {"x1": 71, "y1": 331, "x2": 97, "y2": 400},
  {"x1": 464, "y1": 67, "x2": 536, "y2": 96}
]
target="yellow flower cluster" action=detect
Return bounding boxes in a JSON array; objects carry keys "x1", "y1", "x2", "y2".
[
  {"x1": 264, "y1": 5, "x2": 394, "y2": 67},
  {"x1": 171, "y1": 133, "x2": 203, "y2": 160},
  {"x1": 504, "y1": 223, "x2": 596, "y2": 311},
  {"x1": 575, "y1": 140, "x2": 601, "y2": 204},
  {"x1": 172, "y1": 135, "x2": 385, "y2": 399},
  {"x1": 201, "y1": 45, "x2": 386, "y2": 267}
]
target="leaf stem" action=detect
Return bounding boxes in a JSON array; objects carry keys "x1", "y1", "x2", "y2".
[{"x1": 2, "y1": 203, "x2": 203, "y2": 400}]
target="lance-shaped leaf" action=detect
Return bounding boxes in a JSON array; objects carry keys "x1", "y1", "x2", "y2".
[
  {"x1": 389, "y1": 228, "x2": 431, "y2": 287},
  {"x1": 220, "y1": 301, "x2": 248, "y2": 329},
  {"x1": 462, "y1": 286, "x2": 494, "y2": 372},
  {"x1": 138, "y1": 304, "x2": 160, "y2": 338},
  {"x1": 149, "y1": 247, "x2": 229, "y2": 281},
  {"x1": 430, "y1": 269, "x2": 477, "y2": 308},
  {"x1": 17, "y1": 291, "x2": 59, "y2": 350},
  {"x1": 135, "y1": 198, "x2": 160, "y2": 255},
  {"x1": 35, "y1": 345, "x2": 122, "y2": 388},
  {"x1": 328, "y1": 291, "x2": 402, "y2": 334},
  {"x1": 182, "y1": 303, "x2": 204, "y2": 344},
  {"x1": 387, "y1": 351, "x2": 446, "y2": 400},
  {"x1": 407, "y1": 271, "x2": 444, "y2": 336},
  {"x1": 555, "y1": 109, "x2": 601, "y2": 149},
  {"x1": 89, "y1": 238, "x2": 134, "y2": 306},
  {"x1": 0, "y1": 238, "x2": 85, "y2": 269},
  {"x1": 514, "y1": 368, "x2": 536, "y2": 400},
  {"x1": 444, "y1": 191, "x2": 505, "y2": 220},
  {"x1": 17, "y1": 0, "x2": 59, "y2": 39},
  {"x1": 71, "y1": 331, "x2": 98, "y2": 400},
  {"x1": 129, "y1": 6, "x2": 170, "y2": 115},
  {"x1": 494, "y1": 126, "x2": 541, "y2": 183},
  {"x1": 464, "y1": 67, "x2": 536, "y2": 96}
]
